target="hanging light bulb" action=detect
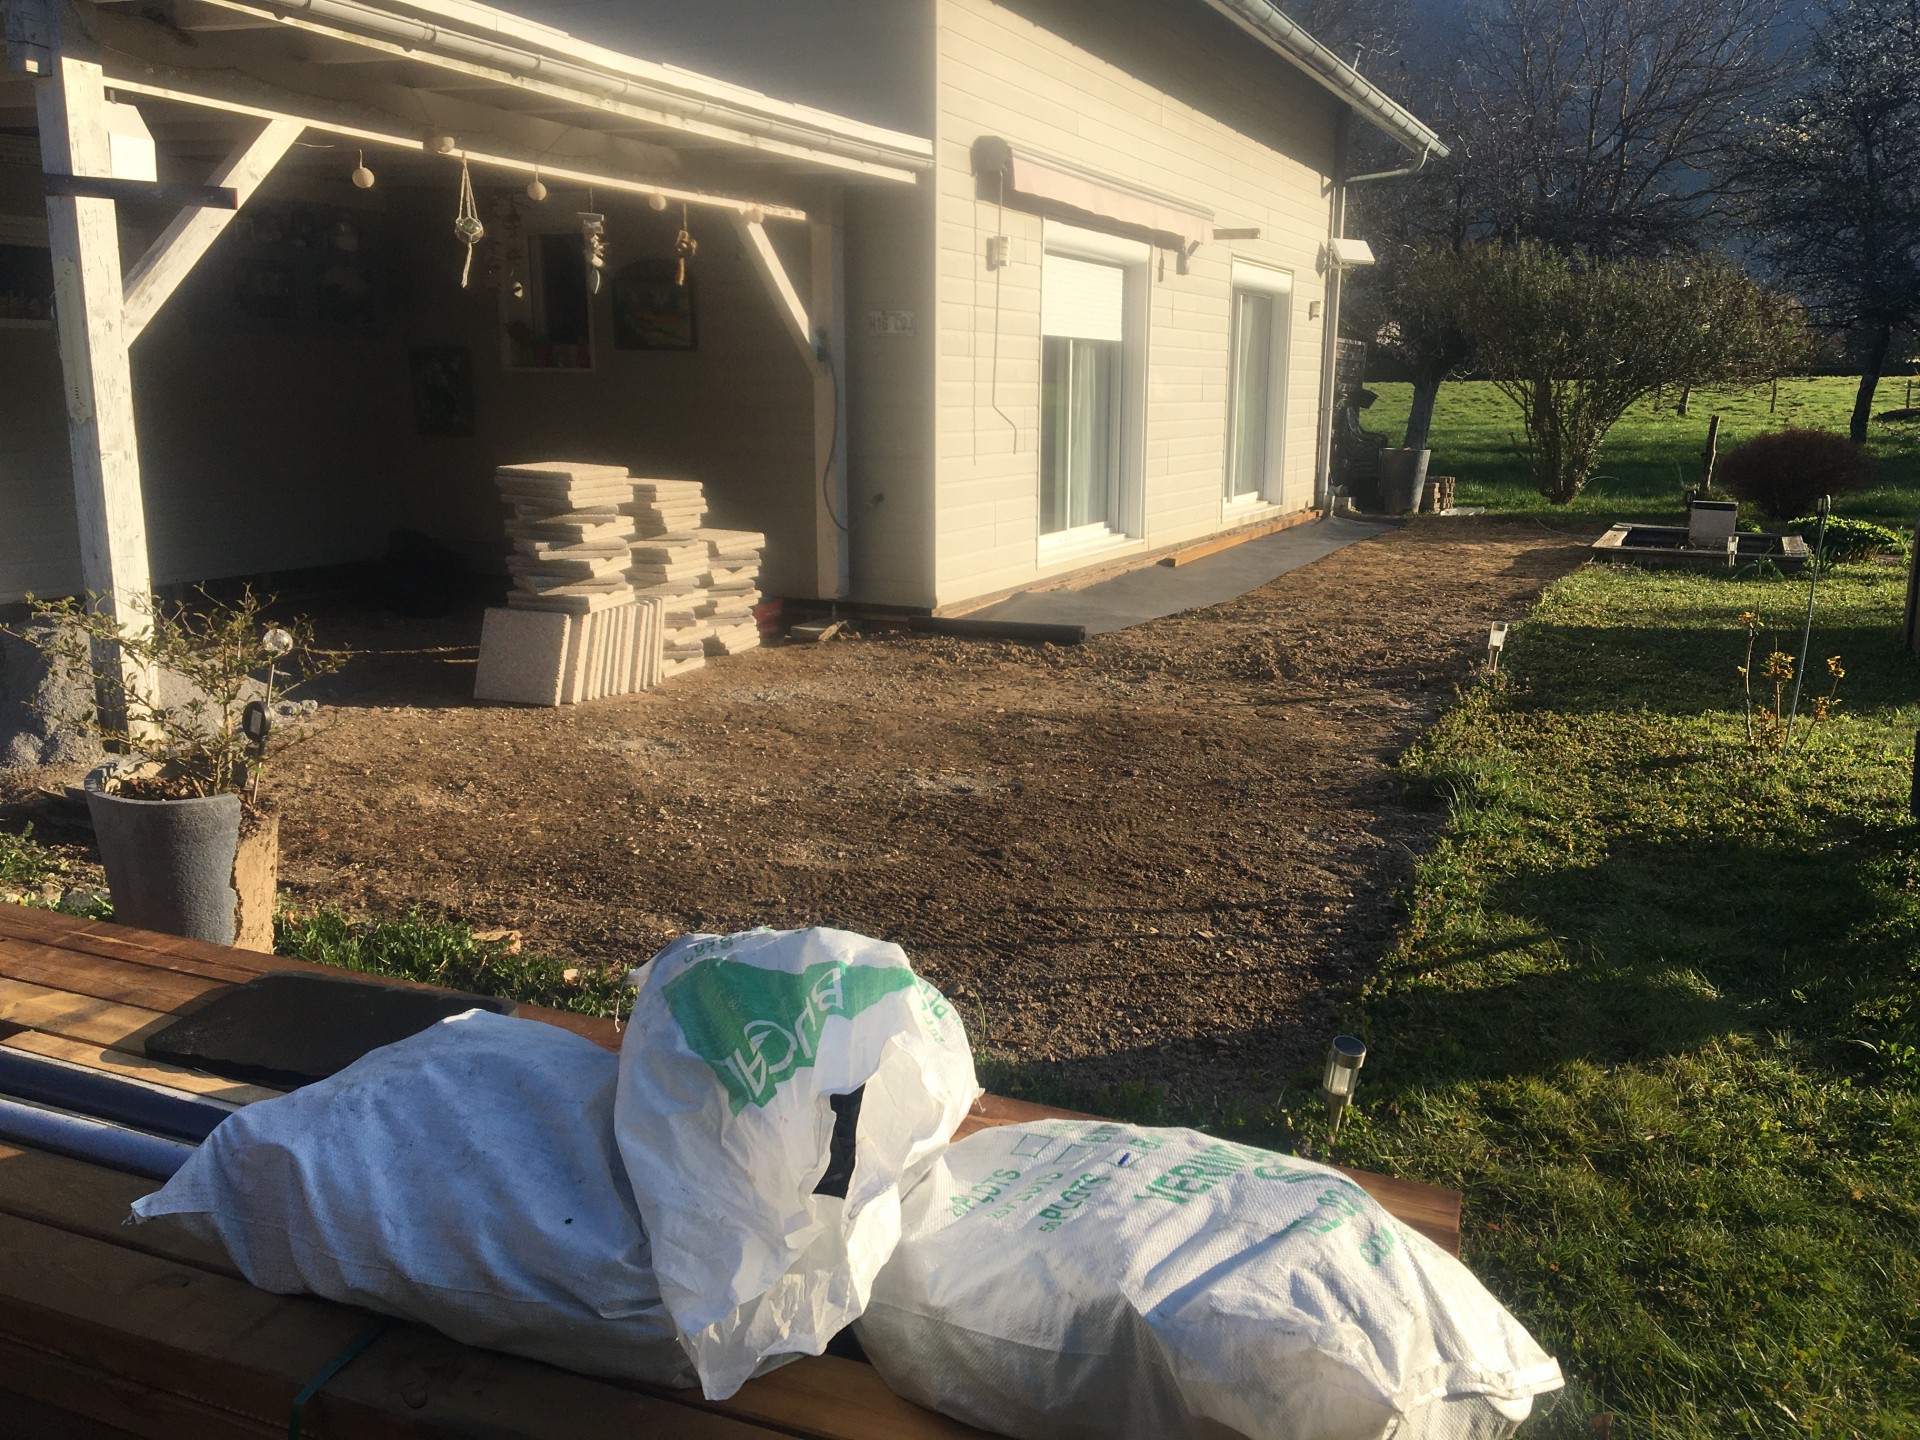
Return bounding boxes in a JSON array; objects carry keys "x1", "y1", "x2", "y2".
[
  {"x1": 743, "y1": 204, "x2": 766, "y2": 225},
  {"x1": 428, "y1": 134, "x2": 458, "y2": 155},
  {"x1": 526, "y1": 173, "x2": 548, "y2": 202},
  {"x1": 647, "y1": 191, "x2": 669, "y2": 212},
  {"x1": 350, "y1": 149, "x2": 375, "y2": 190}
]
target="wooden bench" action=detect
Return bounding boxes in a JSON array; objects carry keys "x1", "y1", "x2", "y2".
[{"x1": 0, "y1": 906, "x2": 1462, "y2": 1440}]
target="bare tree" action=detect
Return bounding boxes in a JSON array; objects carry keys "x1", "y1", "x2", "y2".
[
  {"x1": 1740, "y1": 0, "x2": 1920, "y2": 442},
  {"x1": 1455, "y1": 0, "x2": 1788, "y2": 257}
]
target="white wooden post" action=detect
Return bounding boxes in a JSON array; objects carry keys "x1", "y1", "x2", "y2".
[
  {"x1": 810, "y1": 193, "x2": 850, "y2": 600},
  {"x1": 28, "y1": 11, "x2": 159, "y2": 725}
]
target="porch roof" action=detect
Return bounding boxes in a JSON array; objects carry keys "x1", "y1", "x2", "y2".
[{"x1": 7, "y1": 0, "x2": 930, "y2": 217}]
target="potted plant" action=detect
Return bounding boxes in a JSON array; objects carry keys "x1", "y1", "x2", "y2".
[
  {"x1": 9, "y1": 588, "x2": 336, "y2": 951},
  {"x1": 1377, "y1": 446, "x2": 1431, "y2": 515}
]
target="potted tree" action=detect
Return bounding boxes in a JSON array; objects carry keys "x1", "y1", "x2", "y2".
[{"x1": 10, "y1": 589, "x2": 335, "y2": 951}]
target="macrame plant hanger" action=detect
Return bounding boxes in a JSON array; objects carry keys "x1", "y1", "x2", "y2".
[
  {"x1": 453, "y1": 154, "x2": 485, "y2": 288},
  {"x1": 674, "y1": 203, "x2": 698, "y2": 287}
]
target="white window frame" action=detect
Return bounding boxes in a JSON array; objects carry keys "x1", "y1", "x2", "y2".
[
  {"x1": 1038, "y1": 220, "x2": 1149, "y2": 565},
  {"x1": 1224, "y1": 260, "x2": 1293, "y2": 513}
]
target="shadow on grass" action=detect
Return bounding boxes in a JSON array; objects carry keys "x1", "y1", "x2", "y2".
[
  {"x1": 1501, "y1": 619, "x2": 1915, "y2": 718},
  {"x1": 1365, "y1": 823, "x2": 1920, "y2": 1093}
]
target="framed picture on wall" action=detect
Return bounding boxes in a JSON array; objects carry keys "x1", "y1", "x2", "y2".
[
  {"x1": 611, "y1": 259, "x2": 696, "y2": 351},
  {"x1": 410, "y1": 346, "x2": 476, "y2": 437}
]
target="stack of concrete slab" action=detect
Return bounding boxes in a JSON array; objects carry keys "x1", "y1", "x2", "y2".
[
  {"x1": 625, "y1": 479, "x2": 715, "y2": 677},
  {"x1": 696, "y1": 528, "x2": 765, "y2": 657},
  {"x1": 626, "y1": 479, "x2": 707, "y2": 538},
  {"x1": 498, "y1": 463, "x2": 638, "y2": 615},
  {"x1": 474, "y1": 595, "x2": 666, "y2": 706}
]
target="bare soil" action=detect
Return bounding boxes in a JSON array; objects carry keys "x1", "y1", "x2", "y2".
[{"x1": 10, "y1": 519, "x2": 1593, "y2": 1109}]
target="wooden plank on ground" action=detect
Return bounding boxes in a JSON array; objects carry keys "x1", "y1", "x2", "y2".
[
  {"x1": 0, "y1": 1207, "x2": 784, "y2": 1439},
  {"x1": 0, "y1": 1143, "x2": 989, "y2": 1440},
  {"x1": 0, "y1": 976, "x2": 172, "y2": 1053},
  {"x1": 0, "y1": 1341, "x2": 278, "y2": 1440},
  {"x1": 0, "y1": 933, "x2": 231, "y2": 1014},
  {"x1": 0, "y1": 907, "x2": 270, "y2": 984},
  {"x1": 0, "y1": 1031, "x2": 281, "y2": 1104},
  {"x1": 1156, "y1": 508, "x2": 1320, "y2": 566},
  {"x1": 0, "y1": 1367, "x2": 179, "y2": 1440}
]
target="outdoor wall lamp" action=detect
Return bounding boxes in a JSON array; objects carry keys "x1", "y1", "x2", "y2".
[{"x1": 1321, "y1": 1035, "x2": 1367, "y2": 1136}]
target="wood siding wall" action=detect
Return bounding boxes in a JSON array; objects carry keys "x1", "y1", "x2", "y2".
[{"x1": 932, "y1": 0, "x2": 1340, "y2": 606}]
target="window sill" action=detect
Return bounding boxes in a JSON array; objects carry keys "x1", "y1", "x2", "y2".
[{"x1": 1037, "y1": 526, "x2": 1139, "y2": 569}]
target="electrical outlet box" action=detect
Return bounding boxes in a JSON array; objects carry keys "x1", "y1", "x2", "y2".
[{"x1": 985, "y1": 234, "x2": 1011, "y2": 270}]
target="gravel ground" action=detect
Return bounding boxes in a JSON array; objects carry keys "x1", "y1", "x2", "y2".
[{"x1": 3, "y1": 517, "x2": 1593, "y2": 1109}]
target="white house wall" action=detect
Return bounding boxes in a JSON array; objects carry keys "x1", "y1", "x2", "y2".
[
  {"x1": 385, "y1": 185, "x2": 822, "y2": 598},
  {"x1": 932, "y1": 0, "x2": 1339, "y2": 606},
  {"x1": 0, "y1": 168, "x2": 403, "y2": 604}
]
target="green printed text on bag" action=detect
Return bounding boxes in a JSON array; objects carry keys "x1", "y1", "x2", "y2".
[{"x1": 663, "y1": 957, "x2": 918, "y2": 1112}]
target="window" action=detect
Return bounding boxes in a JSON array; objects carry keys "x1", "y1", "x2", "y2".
[
  {"x1": 1039, "y1": 231, "x2": 1144, "y2": 554},
  {"x1": 1225, "y1": 263, "x2": 1292, "y2": 507},
  {"x1": 502, "y1": 232, "x2": 594, "y2": 370}
]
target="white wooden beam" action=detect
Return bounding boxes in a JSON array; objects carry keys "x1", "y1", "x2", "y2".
[
  {"x1": 810, "y1": 194, "x2": 850, "y2": 600},
  {"x1": 103, "y1": 75, "x2": 810, "y2": 222},
  {"x1": 121, "y1": 117, "x2": 300, "y2": 343},
  {"x1": 729, "y1": 213, "x2": 819, "y2": 374},
  {"x1": 32, "y1": 26, "x2": 159, "y2": 725}
]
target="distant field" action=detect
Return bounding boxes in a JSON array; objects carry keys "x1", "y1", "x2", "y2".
[{"x1": 1364, "y1": 376, "x2": 1920, "y2": 524}]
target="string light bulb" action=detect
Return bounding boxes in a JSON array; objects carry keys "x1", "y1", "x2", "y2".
[
  {"x1": 743, "y1": 205, "x2": 766, "y2": 225},
  {"x1": 526, "y1": 174, "x2": 548, "y2": 202},
  {"x1": 428, "y1": 134, "x2": 458, "y2": 155},
  {"x1": 647, "y1": 191, "x2": 669, "y2": 212},
  {"x1": 350, "y1": 150, "x2": 375, "y2": 189}
]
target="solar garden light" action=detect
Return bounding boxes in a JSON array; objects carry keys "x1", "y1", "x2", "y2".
[{"x1": 1321, "y1": 1035, "x2": 1367, "y2": 1137}]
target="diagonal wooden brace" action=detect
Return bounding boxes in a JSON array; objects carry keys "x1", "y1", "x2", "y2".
[{"x1": 121, "y1": 117, "x2": 301, "y2": 343}]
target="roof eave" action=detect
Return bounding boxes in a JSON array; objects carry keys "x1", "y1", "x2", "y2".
[{"x1": 1195, "y1": 0, "x2": 1449, "y2": 162}]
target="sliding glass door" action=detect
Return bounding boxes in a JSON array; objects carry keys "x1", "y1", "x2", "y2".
[
  {"x1": 1041, "y1": 334, "x2": 1120, "y2": 534},
  {"x1": 1227, "y1": 290, "x2": 1275, "y2": 502},
  {"x1": 1225, "y1": 264, "x2": 1292, "y2": 506},
  {"x1": 1040, "y1": 249, "x2": 1129, "y2": 544}
]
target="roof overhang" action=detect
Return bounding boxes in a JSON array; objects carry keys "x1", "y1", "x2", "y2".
[
  {"x1": 45, "y1": 0, "x2": 932, "y2": 204},
  {"x1": 1195, "y1": 0, "x2": 1448, "y2": 163}
]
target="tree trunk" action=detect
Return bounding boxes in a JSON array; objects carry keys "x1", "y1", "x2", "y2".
[
  {"x1": 1403, "y1": 365, "x2": 1444, "y2": 453},
  {"x1": 1852, "y1": 323, "x2": 1893, "y2": 444}
]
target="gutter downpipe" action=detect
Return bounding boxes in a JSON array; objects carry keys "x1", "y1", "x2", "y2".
[
  {"x1": 1317, "y1": 143, "x2": 1436, "y2": 507},
  {"x1": 1316, "y1": 110, "x2": 1351, "y2": 511}
]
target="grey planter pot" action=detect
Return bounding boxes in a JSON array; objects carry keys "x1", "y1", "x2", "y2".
[
  {"x1": 83, "y1": 768, "x2": 276, "y2": 949},
  {"x1": 1378, "y1": 448, "x2": 1431, "y2": 516}
]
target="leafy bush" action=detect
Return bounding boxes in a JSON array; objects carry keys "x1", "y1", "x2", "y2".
[
  {"x1": 1793, "y1": 515, "x2": 1908, "y2": 563},
  {"x1": 1718, "y1": 428, "x2": 1872, "y2": 519},
  {"x1": 7, "y1": 588, "x2": 338, "y2": 807}
]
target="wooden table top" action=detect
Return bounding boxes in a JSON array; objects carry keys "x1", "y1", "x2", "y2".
[{"x1": 0, "y1": 905, "x2": 1463, "y2": 1440}]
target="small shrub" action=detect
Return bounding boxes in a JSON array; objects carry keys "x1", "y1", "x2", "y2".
[
  {"x1": 1792, "y1": 515, "x2": 1907, "y2": 563},
  {"x1": 1718, "y1": 429, "x2": 1871, "y2": 519},
  {"x1": 273, "y1": 907, "x2": 630, "y2": 1019}
]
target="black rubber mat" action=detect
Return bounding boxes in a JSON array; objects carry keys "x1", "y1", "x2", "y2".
[{"x1": 144, "y1": 971, "x2": 515, "y2": 1090}]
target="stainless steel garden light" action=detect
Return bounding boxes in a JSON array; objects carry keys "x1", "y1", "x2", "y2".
[{"x1": 1321, "y1": 1035, "x2": 1367, "y2": 1136}]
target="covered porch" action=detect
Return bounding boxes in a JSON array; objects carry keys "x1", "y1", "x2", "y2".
[{"x1": 0, "y1": 0, "x2": 932, "y2": 687}]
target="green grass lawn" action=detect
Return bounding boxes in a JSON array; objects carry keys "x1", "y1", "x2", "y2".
[
  {"x1": 1365, "y1": 376, "x2": 1920, "y2": 523},
  {"x1": 1338, "y1": 560, "x2": 1920, "y2": 1437}
]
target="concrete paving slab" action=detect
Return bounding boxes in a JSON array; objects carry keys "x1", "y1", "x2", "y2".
[{"x1": 966, "y1": 516, "x2": 1395, "y2": 636}]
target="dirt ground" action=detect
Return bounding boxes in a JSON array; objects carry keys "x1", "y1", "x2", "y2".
[{"x1": 10, "y1": 518, "x2": 1592, "y2": 1108}]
